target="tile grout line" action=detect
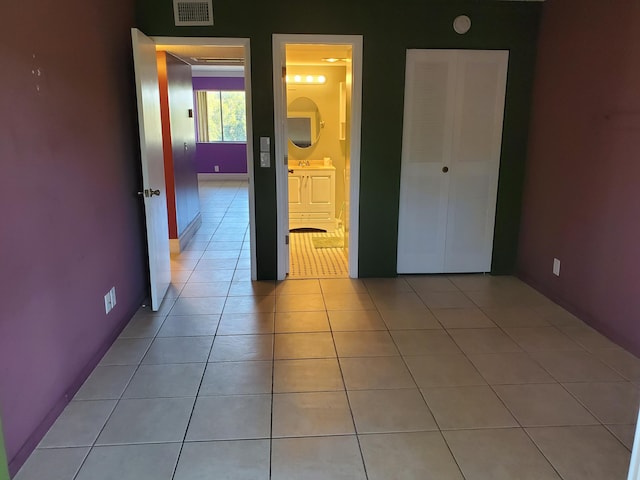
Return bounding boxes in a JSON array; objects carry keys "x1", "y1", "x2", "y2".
[
  {"x1": 49, "y1": 183, "x2": 635, "y2": 479},
  {"x1": 170, "y1": 234, "x2": 228, "y2": 480},
  {"x1": 384, "y1": 277, "x2": 551, "y2": 479},
  {"x1": 445, "y1": 279, "x2": 578, "y2": 479},
  {"x1": 370, "y1": 281, "x2": 470, "y2": 479},
  {"x1": 454, "y1": 281, "x2": 570, "y2": 478},
  {"x1": 369, "y1": 279, "x2": 494, "y2": 479},
  {"x1": 69, "y1": 313, "x2": 167, "y2": 480},
  {"x1": 269, "y1": 303, "x2": 275, "y2": 480},
  {"x1": 323, "y1": 280, "x2": 370, "y2": 480},
  {"x1": 454, "y1": 284, "x2": 637, "y2": 454}
]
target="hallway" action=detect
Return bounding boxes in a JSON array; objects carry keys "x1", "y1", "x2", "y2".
[{"x1": 14, "y1": 181, "x2": 637, "y2": 479}]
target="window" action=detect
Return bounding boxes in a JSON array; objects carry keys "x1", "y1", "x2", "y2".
[{"x1": 195, "y1": 90, "x2": 246, "y2": 142}]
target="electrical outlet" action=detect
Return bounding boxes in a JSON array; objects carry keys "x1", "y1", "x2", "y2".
[
  {"x1": 214, "y1": 165, "x2": 219, "y2": 172},
  {"x1": 553, "y1": 258, "x2": 561, "y2": 276},
  {"x1": 104, "y1": 291, "x2": 112, "y2": 314},
  {"x1": 110, "y1": 287, "x2": 117, "y2": 309}
]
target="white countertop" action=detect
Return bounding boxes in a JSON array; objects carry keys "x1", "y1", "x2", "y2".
[{"x1": 288, "y1": 160, "x2": 335, "y2": 170}]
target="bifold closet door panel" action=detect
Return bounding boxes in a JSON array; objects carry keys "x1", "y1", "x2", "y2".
[
  {"x1": 397, "y1": 50, "x2": 456, "y2": 273},
  {"x1": 444, "y1": 50, "x2": 508, "y2": 272}
]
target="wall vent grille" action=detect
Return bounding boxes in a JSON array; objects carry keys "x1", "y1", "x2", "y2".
[{"x1": 173, "y1": 0, "x2": 213, "y2": 26}]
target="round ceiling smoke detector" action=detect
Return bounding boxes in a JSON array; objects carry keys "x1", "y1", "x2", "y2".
[{"x1": 453, "y1": 15, "x2": 471, "y2": 34}]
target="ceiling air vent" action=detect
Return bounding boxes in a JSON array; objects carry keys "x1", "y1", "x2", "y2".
[{"x1": 173, "y1": 0, "x2": 214, "y2": 26}]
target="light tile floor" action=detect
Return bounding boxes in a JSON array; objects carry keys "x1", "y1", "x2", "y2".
[{"x1": 15, "y1": 180, "x2": 640, "y2": 479}]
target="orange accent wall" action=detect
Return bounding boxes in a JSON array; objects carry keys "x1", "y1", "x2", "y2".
[{"x1": 156, "y1": 51, "x2": 178, "y2": 239}]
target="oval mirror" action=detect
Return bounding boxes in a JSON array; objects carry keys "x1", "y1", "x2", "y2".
[{"x1": 287, "y1": 97, "x2": 321, "y2": 149}]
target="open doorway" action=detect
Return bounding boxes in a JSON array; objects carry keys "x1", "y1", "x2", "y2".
[
  {"x1": 273, "y1": 35, "x2": 363, "y2": 280},
  {"x1": 152, "y1": 37, "x2": 256, "y2": 280},
  {"x1": 131, "y1": 33, "x2": 257, "y2": 309}
]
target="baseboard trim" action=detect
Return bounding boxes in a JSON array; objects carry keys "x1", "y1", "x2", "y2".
[
  {"x1": 197, "y1": 173, "x2": 249, "y2": 181},
  {"x1": 170, "y1": 213, "x2": 202, "y2": 254}
]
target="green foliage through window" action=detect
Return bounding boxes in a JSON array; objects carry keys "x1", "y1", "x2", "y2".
[{"x1": 196, "y1": 90, "x2": 246, "y2": 142}]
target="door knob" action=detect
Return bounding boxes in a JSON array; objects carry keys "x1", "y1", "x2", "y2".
[
  {"x1": 137, "y1": 189, "x2": 160, "y2": 197},
  {"x1": 442, "y1": 166, "x2": 449, "y2": 173}
]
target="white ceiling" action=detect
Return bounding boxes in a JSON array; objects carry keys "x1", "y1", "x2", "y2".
[
  {"x1": 286, "y1": 44, "x2": 352, "y2": 66},
  {"x1": 155, "y1": 44, "x2": 244, "y2": 65},
  {"x1": 155, "y1": 44, "x2": 245, "y2": 76},
  {"x1": 154, "y1": 42, "x2": 353, "y2": 76}
]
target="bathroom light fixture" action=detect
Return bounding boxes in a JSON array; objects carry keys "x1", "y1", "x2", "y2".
[
  {"x1": 285, "y1": 75, "x2": 326, "y2": 84},
  {"x1": 321, "y1": 57, "x2": 347, "y2": 63}
]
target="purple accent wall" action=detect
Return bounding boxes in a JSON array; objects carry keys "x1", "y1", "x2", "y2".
[
  {"x1": 192, "y1": 76, "x2": 248, "y2": 174},
  {"x1": 0, "y1": 0, "x2": 146, "y2": 474},
  {"x1": 195, "y1": 143, "x2": 248, "y2": 174},
  {"x1": 518, "y1": 0, "x2": 640, "y2": 354}
]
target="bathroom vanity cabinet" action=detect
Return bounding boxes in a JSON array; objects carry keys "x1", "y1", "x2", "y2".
[{"x1": 288, "y1": 165, "x2": 336, "y2": 232}]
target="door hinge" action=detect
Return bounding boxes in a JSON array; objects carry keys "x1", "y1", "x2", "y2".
[
  {"x1": 285, "y1": 235, "x2": 289, "y2": 245},
  {"x1": 282, "y1": 66, "x2": 287, "y2": 79}
]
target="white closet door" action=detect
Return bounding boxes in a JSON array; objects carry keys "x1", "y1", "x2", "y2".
[
  {"x1": 397, "y1": 49, "x2": 508, "y2": 274},
  {"x1": 397, "y1": 50, "x2": 456, "y2": 273}
]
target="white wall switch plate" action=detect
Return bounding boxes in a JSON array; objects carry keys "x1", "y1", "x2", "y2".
[
  {"x1": 110, "y1": 287, "x2": 117, "y2": 308},
  {"x1": 260, "y1": 136, "x2": 270, "y2": 152},
  {"x1": 104, "y1": 292, "x2": 112, "y2": 314},
  {"x1": 553, "y1": 258, "x2": 561, "y2": 276},
  {"x1": 214, "y1": 165, "x2": 219, "y2": 172},
  {"x1": 260, "y1": 152, "x2": 270, "y2": 168}
]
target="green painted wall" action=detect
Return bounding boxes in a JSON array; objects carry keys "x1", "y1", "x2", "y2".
[
  {"x1": 136, "y1": 0, "x2": 541, "y2": 278},
  {"x1": 0, "y1": 419, "x2": 9, "y2": 480}
]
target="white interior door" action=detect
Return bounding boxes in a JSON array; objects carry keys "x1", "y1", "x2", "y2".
[
  {"x1": 131, "y1": 28, "x2": 171, "y2": 310},
  {"x1": 273, "y1": 38, "x2": 290, "y2": 277},
  {"x1": 397, "y1": 49, "x2": 508, "y2": 274}
]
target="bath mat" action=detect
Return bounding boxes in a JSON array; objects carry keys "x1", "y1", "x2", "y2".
[{"x1": 312, "y1": 236, "x2": 344, "y2": 249}]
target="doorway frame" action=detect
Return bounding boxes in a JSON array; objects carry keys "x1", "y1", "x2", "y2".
[
  {"x1": 152, "y1": 36, "x2": 257, "y2": 281},
  {"x1": 272, "y1": 34, "x2": 363, "y2": 280}
]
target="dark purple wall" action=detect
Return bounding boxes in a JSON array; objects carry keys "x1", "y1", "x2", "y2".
[
  {"x1": 518, "y1": 0, "x2": 640, "y2": 354},
  {"x1": 0, "y1": 0, "x2": 146, "y2": 474},
  {"x1": 194, "y1": 142, "x2": 248, "y2": 174},
  {"x1": 192, "y1": 76, "x2": 248, "y2": 174},
  {"x1": 165, "y1": 54, "x2": 200, "y2": 235},
  {"x1": 192, "y1": 76, "x2": 244, "y2": 91}
]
